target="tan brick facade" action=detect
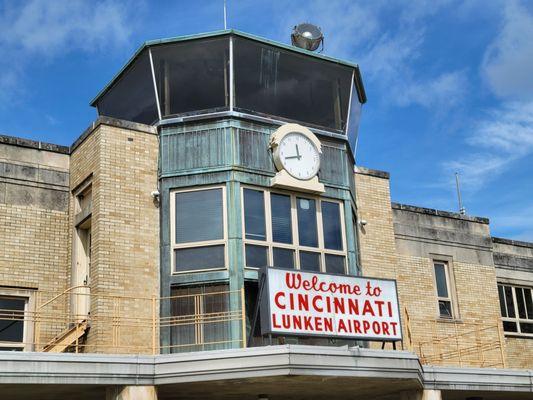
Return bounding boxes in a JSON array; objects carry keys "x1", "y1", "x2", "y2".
[
  {"x1": 355, "y1": 168, "x2": 509, "y2": 367},
  {"x1": 69, "y1": 121, "x2": 160, "y2": 353}
]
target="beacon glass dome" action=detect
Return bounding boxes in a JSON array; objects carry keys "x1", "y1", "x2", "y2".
[
  {"x1": 91, "y1": 31, "x2": 366, "y2": 149},
  {"x1": 291, "y1": 23, "x2": 323, "y2": 51}
]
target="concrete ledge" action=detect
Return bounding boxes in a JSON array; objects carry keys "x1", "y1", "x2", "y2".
[
  {"x1": 493, "y1": 237, "x2": 533, "y2": 249},
  {"x1": 0, "y1": 346, "x2": 531, "y2": 396},
  {"x1": 0, "y1": 134, "x2": 69, "y2": 155},
  {"x1": 392, "y1": 202, "x2": 490, "y2": 224},
  {"x1": 424, "y1": 365, "x2": 533, "y2": 393},
  {"x1": 70, "y1": 116, "x2": 158, "y2": 153},
  {"x1": 354, "y1": 166, "x2": 390, "y2": 179}
]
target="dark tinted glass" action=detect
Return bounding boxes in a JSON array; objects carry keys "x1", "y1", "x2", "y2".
[
  {"x1": 503, "y1": 321, "x2": 518, "y2": 332},
  {"x1": 0, "y1": 297, "x2": 25, "y2": 342},
  {"x1": 175, "y1": 245, "x2": 225, "y2": 271},
  {"x1": 322, "y1": 201, "x2": 343, "y2": 250},
  {"x1": 347, "y1": 81, "x2": 362, "y2": 152},
  {"x1": 516, "y1": 287, "x2": 527, "y2": 319},
  {"x1": 525, "y1": 288, "x2": 533, "y2": 319},
  {"x1": 234, "y1": 37, "x2": 352, "y2": 131},
  {"x1": 271, "y1": 193, "x2": 292, "y2": 244},
  {"x1": 245, "y1": 244, "x2": 268, "y2": 268},
  {"x1": 273, "y1": 248, "x2": 295, "y2": 269},
  {"x1": 520, "y1": 322, "x2": 533, "y2": 334},
  {"x1": 504, "y1": 286, "x2": 515, "y2": 318},
  {"x1": 434, "y1": 263, "x2": 448, "y2": 298},
  {"x1": 325, "y1": 254, "x2": 345, "y2": 274},
  {"x1": 243, "y1": 189, "x2": 266, "y2": 241},
  {"x1": 438, "y1": 300, "x2": 452, "y2": 318},
  {"x1": 175, "y1": 189, "x2": 223, "y2": 243},
  {"x1": 97, "y1": 50, "x2": 158, "y2": 125},
  {"x1": 498, "y1": 285, "x2": 507, "y2": 317},
  {"x1": 299, "y1": 251, "x2": 320, "y2": 272},
  {"x1": 297, "y1": 198, "x2": 317, "y2": 247},
  {"x1": 153, "y1": 38, "x2": 229, "y2": 117}
]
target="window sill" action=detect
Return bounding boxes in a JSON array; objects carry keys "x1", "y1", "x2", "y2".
[
  {"x1": 435, "y1": 317, "x2": 463, "y2": 324},
  {"x1": 504, "y1": 333, "x2": 533, "y2": 339}
]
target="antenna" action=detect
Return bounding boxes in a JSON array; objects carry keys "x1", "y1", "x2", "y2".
[
  {"x1": 455, "y1": 172, "x2": 466, "y2": 215},
  {"x1": 223, "y1": 0, "x2": 227, "y2": 29}
]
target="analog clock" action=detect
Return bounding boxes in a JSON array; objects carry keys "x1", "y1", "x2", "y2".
[{"x1": 274, "y1": 131, "x2": 320, "y2": 180}]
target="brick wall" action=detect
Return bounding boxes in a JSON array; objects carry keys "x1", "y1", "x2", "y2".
[
  {"x1": 355, "y1": 167, "x2": 506, "y2": 367},
  {"x1": 69, "y1": 120, "x2": 160, "y2": 353},
  {"x1": 0, "y1": 139, "x2": 70, "y2": 348}
]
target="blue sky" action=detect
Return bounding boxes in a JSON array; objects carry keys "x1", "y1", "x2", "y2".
[{"x1": 1, "y1": 0, "x2": 532, "y2": 240}]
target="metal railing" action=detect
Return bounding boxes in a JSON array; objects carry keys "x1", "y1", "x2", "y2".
[
  {"x1": 403, "y1": 308, "x2": 507, "y2": 368},
  {"x1": 0, "y1": 286, "x2": 246, "y2": 354}
]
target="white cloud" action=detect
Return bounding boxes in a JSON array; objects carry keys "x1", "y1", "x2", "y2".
[
  {"x1": 443, "y1": 101, "x2": 533, "y2": 190},
  {"x1": 0, "y1": 0, "x2": 140, "y2": 109},
  {"x1": 0, "y1": 0, "x2": 134, "y2": 55},
  {"x1": 272, "y1": 0, "x2": 465, "y2": 110},
  {"x1": 481, "y1": 0, "x2": 533, "y2": 100}
]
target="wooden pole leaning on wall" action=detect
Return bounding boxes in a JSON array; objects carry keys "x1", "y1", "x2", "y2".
[{"x1": 240, "y1": 288, "x2": 246, "y2": 348}]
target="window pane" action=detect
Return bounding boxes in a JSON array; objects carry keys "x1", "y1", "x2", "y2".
[
  {"x1": 0, "y1": 298, "x2": 25, "y2": 343},
  {"x1": 297, "y1": 198, "x2": 318, "y2": 247},
  {"x1": 322, "y1": 201, "x2": 343, "y2": 250},
  {"x1": 152, "y1": 38, "x2": 229, "y2": 117},
  {"x1": 273, "y1": 248, "x2": 295, "y2": 269},
  {"x1": 503, "y1": 321, "x2": 518, "y2": 332},
  {"x1": 175, "y1": 189, "x2": 223, "y2": 243},
  {"x1": 325, "y1": 254, "x2": 345, "y2": 274},
  {"x1": 498, "y1": 285, "x2": 507, "y2": 317},
  {"x1": 300, "y1": 251, "x2": 320, "y2": 272},
  {"x1": 516, "y1": 287, "x2": 527, "y2": 319},
  {"x1": 438, "y1": 300, "x2": 452, "y2": 318},
  {"x1": 175, "y1": 245, "x2": 225, "y2": 272},
  {"x1": 525, "y1": 288, "x2": 533, "y2": 319},
  {"x1": 271, "y1": 193, "x2": 292, "y2": 244},
  {"x1": 504, "y1": 286, "x2": 515, "y2": 318},
  {"x1": 520, "y1": 322, "x2": 533, "y2": 334},
  {"x1": 97, "y1": 50, "x2": 158, "y2": 125},
  {"x1": 203, "y1": 286, "x2": 231, "y2": 349},
  {"x1": 434, "y1": 263, "x2": 449, "y2": 298},
  {"x1": 170, "y1": 286, "x2": 196, "y2": 350},
  {"x1": 243, "y1": 189, "x2": 266, "y2": 241},
  {"x1": 234, "y1": 37, "x2": 352, "y2": 131},
  {"x1": 245, "y1": 245, "x2": 268, "y2": 268}
]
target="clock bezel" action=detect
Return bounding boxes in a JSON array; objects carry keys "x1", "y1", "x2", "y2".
[{"x1": 270, "y1": 123, "x2": 322, "y2": 181}]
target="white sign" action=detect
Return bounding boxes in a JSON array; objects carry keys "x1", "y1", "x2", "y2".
[{"x1": 260, "y1": 268, "x2": 402, "y2": 341}]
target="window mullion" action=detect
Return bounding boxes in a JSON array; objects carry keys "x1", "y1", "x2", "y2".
[{"x1": 511, "y1": 287, "x2": 521, "y2": 333}]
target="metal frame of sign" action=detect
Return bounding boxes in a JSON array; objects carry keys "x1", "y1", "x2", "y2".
[{"x1": 257, "y1": 266, "x2": 403, "y2": 342}]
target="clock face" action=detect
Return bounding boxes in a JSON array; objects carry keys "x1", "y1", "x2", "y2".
[{"x1": 278, "y1": 132, "x2": 320, "y2": 180}]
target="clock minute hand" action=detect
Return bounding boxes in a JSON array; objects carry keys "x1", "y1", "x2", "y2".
[
  {"x1": 295, "y1": 144, "x2": 301, "y2": 158},
  {"x1": 285, "y1": 155, "x2": 301, "y2": 160}
]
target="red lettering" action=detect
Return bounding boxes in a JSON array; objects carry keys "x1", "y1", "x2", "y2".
[
  {"x1": 354, "y1": 320, "x2": 362, "y2": 333},
  {"x1": 312, "y1": 295, "x2": 323, "y2": 312},
  {"x1": 293, "y1": 315, "x2": 302, "y2": 330},
  {"x1": 272, "y1": 314, "x2": 281, "y2": 328},
  {"x1": 338, "y1": 319, "x2": 347, "y2": 333},
  {"x1": 298, "y1": 293, "x2": 309, "y2": 311},
  {"x1": 304, "y1": 316, "x2": 313, "y2": 330},
  {"x1": 285, "y1": 272, "x2": 301, "y2": 289},
  {"x1": 375, "y1": 300, "x2": 385, "y2": 317},
  {"x1": 315, "y1": 317, "x2": 323, "y2": 331},
  {"x1": 387, "y1": 301, "x2": 393, "y2": 317},
  {"x1": 333, "y1": 297, "x2": 345, "y2": 314},
  {"x1": 390, "y1": 322, "x2": 398, "y2": 336},
  {"x1": 363, "y1": 320, "x2": 370, "y2": 333},
  {"x1": 348, "y1": 298, "x2": 359, "y2": 315},
  {"x1": 372, "y1": 321, "x2": 381, "y2": 334},
  {"x1": 324, "y1": 317, "x2": 333, "y2": 332},
  {"x1": 382, "y1": 322, "x2": 390, "y2": 336},
  {"x1": 274, "y1": 292, "x2": 285, "y2": 309},
  {"x1": 282, "y1": 315, "x2": 291, "y2": 329},
  {"x1": 362, "y1": 300, "x2": 375, "y2": 316}
]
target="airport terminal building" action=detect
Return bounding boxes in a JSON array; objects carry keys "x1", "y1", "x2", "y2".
[{"x1": 0, "y1": 30, "x2": 532, "y2": 400}]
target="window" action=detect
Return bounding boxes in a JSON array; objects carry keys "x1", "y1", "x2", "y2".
[
  {"x1": 433, "y1": 260, "x2": 455, "y2": 319},
  {"x1": 233, "y1": 37, "x2": 353, "y2": 132},
  {"x1": 170, "y1": 284, "x2": 231, "y2": 352},
  {"x1": 171, "y1": 187, "x2": 226, "y2": 273},
  {"x1": 498, "y1": 284, "x2": 533, "y2": 336},
  {"x1": 152, "y1": 37, "x2": 229, "y2": 118},
  {"x1": 242, "y1": 187, "x2": 347, "y2": 274},
  {"x1": 0, "y1": 296, "x2": 28, "y2": 351}
]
